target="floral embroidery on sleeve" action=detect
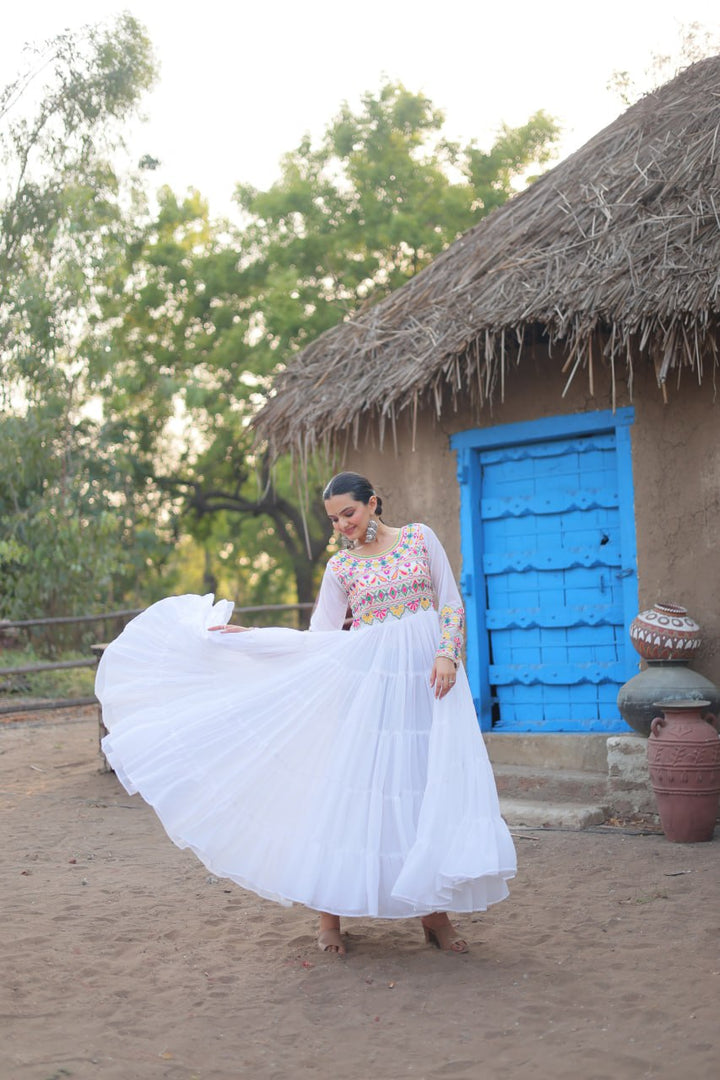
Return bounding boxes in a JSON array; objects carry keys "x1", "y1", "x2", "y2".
[{"x1": 437, "y1": 605, "x2": 464, "y2": 665}]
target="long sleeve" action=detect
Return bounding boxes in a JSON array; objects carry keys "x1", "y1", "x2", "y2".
[
  {"x1": 309, "y1": 561, "x2": 348, "y2": 631},
  {"x1": 422, "y1": 524, "x2": 465, "y2": 665}
]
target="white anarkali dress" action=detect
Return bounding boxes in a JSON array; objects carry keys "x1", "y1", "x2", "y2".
[{"x1": 97, "y1": 523, "x2": 516, "y2": 918}]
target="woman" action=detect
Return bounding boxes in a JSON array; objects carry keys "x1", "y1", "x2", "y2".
[{"x1": 97, "y1": 472, "x2": 516, "y2": 956}]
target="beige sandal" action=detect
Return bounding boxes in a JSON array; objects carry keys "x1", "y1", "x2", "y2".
[
  {"x1": 421, "y1": 917, "x2": 469, "y2": 954},
  {"x1": 317, "y1": 928, "x2": 346, "y2": 955}
]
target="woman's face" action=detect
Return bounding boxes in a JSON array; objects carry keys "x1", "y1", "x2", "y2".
[{"x1": 324, "y1": 492, "x2": 377, "y2": 544}]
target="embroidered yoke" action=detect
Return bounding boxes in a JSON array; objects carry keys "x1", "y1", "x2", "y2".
[{"x1": 310, "y1": 523, "x2": 464, "y2": 665}]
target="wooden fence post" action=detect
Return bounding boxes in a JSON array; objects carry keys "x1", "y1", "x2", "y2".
[{"x1": 90, "y1": 644, "x2": 112, "y2": 774}]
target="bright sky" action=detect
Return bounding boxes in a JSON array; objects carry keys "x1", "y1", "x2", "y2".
[{"x1": 3, "y1": 1, "x2": 720, "y2": 217}]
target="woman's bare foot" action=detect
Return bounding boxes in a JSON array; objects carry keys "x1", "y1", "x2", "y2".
[
  {"x1": 318, "y1": 913, "x2": 346, "y2": 955},
  {"x1": 421, "y1": 912, "x2": 468, "y2": 953}
]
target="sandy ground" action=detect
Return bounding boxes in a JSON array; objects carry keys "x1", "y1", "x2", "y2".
[{"x1": 1, "y1": 710, "x2": 719, "y2": 1080}]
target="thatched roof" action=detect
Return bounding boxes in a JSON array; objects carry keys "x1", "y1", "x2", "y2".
[{"x1": 255, "y1": 56, "x2": 720, "y2": 457}]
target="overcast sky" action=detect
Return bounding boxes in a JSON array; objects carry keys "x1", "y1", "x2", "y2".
[{"x1": 3, "y1": 1, "x2": 720, "y2": 216}]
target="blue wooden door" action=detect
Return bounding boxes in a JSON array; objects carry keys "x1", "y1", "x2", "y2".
[{"x1": 452, "y1": 410, "x2": 638, "y2": 732}]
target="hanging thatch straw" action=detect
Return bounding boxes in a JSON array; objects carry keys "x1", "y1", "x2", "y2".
[{"x1": 254, "y1": 56, "x2": 720, "y2": 458}]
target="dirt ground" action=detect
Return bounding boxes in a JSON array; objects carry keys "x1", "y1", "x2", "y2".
[{"x1": 1, "y1": 710, "x2": 718, "y2": 1080}]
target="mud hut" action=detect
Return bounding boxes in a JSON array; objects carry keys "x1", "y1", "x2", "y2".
[{"x1": 255, "y1": 56, "x2": 720, "y2": 733}]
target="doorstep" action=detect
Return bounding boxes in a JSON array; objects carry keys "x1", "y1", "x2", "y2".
[{"x1": 483, "y1": 731, "x2": 658, "y2": 824}]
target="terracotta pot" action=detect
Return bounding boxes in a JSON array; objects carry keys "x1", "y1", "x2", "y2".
[
  {"x1": 647, "y1": 701, "x2": 720, "y2": 843},
  {"x1": 630, "y1": 603, "x2": 702, "y2": 661},
  {"x1": 616, "y1": 660, "x2": 720, "y2": 737}
]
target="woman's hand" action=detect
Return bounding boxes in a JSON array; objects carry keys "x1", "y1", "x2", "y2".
[
  {"x1": 430, "y1": 657, "x2": 457, "y2": 699},
  {"x1": 208, "y1": 624, "x2": 253, "y2": 633}
]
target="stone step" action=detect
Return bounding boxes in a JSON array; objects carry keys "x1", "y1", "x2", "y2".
[
  {"x1": 493, "y1": 763, "x2": 609, "y2": 804},
  {"x1": 483, "y1": 731, "x2": 661, "y2": 823},
  {"x1": 483, "y1": 732, "x2": 609, "y2": 772},
  {"x1": 500, "y1": 797, "x2": 610, "y2": 829}
]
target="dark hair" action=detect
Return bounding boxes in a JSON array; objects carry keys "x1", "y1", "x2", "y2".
[{"x1": 322, "y1": 472, "x2": 383, "y2": 518}]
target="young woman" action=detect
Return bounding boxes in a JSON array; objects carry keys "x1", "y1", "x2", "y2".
[{"x1": 97, "y1": 472, "x2": 516, "y2": 955}]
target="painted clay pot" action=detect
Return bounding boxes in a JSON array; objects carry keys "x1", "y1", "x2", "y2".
[
  {"x1": 616, "y1": 660, "x2": 720, "y2": 737},
  {"x1": 630, "y1": 603, "x2": 702, "y2": 661},
  {"x1": 647, "y1": 700, "x2": 720, "y2": 843}
]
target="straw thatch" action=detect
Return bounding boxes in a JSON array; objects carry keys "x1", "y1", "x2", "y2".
[{"x1": 255, "y1": 56, "x2": 720, "y2": 458}]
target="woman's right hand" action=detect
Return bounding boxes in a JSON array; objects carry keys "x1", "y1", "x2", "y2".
[
  {"x1": 208, "y1": 624, "x2": 253, "y2": 633},
  {"x1": 430, "y1": 656, "x2": 457, "y2": 699}
]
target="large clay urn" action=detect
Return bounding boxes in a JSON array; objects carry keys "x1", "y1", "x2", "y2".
[{"x1": 647, "y1": 701, "x2": 720, "y2": 843}]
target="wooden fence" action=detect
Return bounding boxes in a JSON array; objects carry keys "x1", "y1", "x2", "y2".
[{"x1": 0, "y1": 603, "x2": 313, "y2": 716}]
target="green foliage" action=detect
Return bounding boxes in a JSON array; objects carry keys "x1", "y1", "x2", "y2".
[
  {"x1": 0, "y1": 13, "x2": 156, "y2": 399},
  {"x1": 234, "y1": 84, "x2": 559, "y2": 323},
  {"x1": 86, "y1": 184, "x2": 335, "y2": 609},
  {"x1": 0, "y1": 405, "x2": 175, "y2": 641},
  {"x1": 0, "y1": 15, "x2": 165, "y2": 626},
  {"x1": 466, "y1": 111, "x2": 559, "y2": 211}
]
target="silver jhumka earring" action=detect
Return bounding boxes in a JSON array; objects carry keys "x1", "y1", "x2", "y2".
[
  {"x1": 341, "y1": 518, "x2": 378, "y2": 550},
  {"x1": 365, "y1": 519, "x2": 378, "y2": 544}
]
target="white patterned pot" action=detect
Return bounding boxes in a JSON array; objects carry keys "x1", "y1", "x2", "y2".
[{"x1": 629, "y1": 603, "x2": 702, "y2": 661}]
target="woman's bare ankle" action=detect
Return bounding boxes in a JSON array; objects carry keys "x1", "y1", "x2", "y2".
[
  {"x1": 319, "y1": 912, "x2": 341, "y2": 932},
  {"x1": 421, "y1": 911, "x2": 451, "y2": 929}
]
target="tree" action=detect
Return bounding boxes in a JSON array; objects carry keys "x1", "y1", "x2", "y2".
[
  {"x1": 86, "y1": 186, "x2": 333, "y2": 615},
  {"x1": 234, "y1": 84, "x2": 558, "y2": 335},
  {"x1": 88, "y1": 83, "x2": 561, "y2": 614},
  {"x1": 0, "y1": 15, "x2": 160, "y2": 629},
  {"x1": 0, "y1": 13, "x2": 156, "y2": 395}
]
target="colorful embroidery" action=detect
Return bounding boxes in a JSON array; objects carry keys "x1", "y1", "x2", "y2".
[
  {"x1": 327, "y1": 524, "x2": 464, "y2": 664},
  {"x1": 438, "y1": 604, "x2": 465, "y2": 664}
]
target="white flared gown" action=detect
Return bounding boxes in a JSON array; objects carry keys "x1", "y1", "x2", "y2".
[{"x1": 97, "y1": 523, "x2": 516, "y2": 918}]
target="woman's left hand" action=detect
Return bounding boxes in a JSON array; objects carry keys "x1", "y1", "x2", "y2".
[{"x1": 430, "y1": 657, "x2": 457, "y2": 699}]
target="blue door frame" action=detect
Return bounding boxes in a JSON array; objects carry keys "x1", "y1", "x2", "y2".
[{"x1": 451, "y1": 409, "x2": 639, "y2": 732}]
